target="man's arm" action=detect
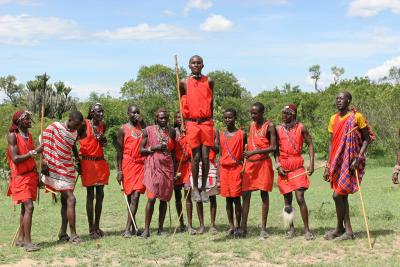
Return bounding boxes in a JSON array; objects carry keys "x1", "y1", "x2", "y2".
[
  {"x1": 350, "y1": 127, "x2": 370, "y2": 171},
  {"x1": 302, "y1": 124, "x2": 315, "y2": 175},
  {"x1": 392, "y1": 148, "x2": 400, "y2": 184},
  {"x1": 72, "y1": 143, "x2": 81, "y2": 175},
  {"x1": 208, "y1": 77, "x2": 214, "y2": 118},
  {"x1": 179, "y1": 78, "x2": 187, "y2": 96},
  {"x1": 323, "y1": 133, "x2": 333, "y2": 181},
  {"x1": 7, "y1": 133, "x2": 37, "y2": 164},
  {"x1": 116, "y1": 126, "x2": 125, "y2": 184},
  {"x1": 244, "y1": 123, "x2": 277, "y2": 158},
  {"x1": 212, "y1": 129, "x2": 219, "y2": 154}
]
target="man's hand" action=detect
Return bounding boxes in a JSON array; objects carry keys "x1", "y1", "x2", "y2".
[
  {"x1": 41, "y1": 163, "x2": 49, "y2": 176},
  {"x1": 277, "y1": 166, "x2": 288, "y2": 177},
  {"x1": 117, "y1": 172, "x2": 123, "y2": 185},
  {"x1": 323, "y1": 167, "x2": 330, "y2": 182},
  {"x1": 76, "y1": 161, "x2": 82, "y2": 175},
  {"x1": 392, "y1": 173, "x2": 399, "y2": 184},
  {"x1": 244, "y1": 150, "x2": 255, "y2": 159},
  {"x1": 350, "y1": 157, "x2": 360, "y2": 171},
  {"x1": 35, "y1": 144, "x2": 44, "y2": 154},
  {"x1": 307, "y1": 165, "x2": 314, "y2": 176}
]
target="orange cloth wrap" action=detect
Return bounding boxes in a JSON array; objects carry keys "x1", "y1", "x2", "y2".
[
  {"x1": 79, "y1": 119, "x2": 110, "y2": 187},
  {"x1": 242, "y1": 122, "x2": 274, "y2": 192},
  {"x1": 277, "y1": 123, "x2": 309, "y2": 194},
  {"x1": 7, "y1": 133, "x2": 38, "y2": 204},
  {"x1": 122, "y1": 124, "x2": 146, "y2": 195},
  {"x1": 219, "y1": 129, "x2": 244, "y2": 197}
]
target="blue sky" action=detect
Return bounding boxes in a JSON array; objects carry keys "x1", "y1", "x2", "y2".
[{"x1": 1, "y1": 0, "x2": 400, "y2": 100}]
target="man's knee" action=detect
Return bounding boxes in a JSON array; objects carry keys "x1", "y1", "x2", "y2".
[
  {"x1": 23, "y1": 200, "x2": 34, "y2": 213},
  {"x1": 192, "y1": 152, "x2": 201, "y2": 164},
  {"x1": 296, "y1": 195, "x2": 305, "y2": 206},
  {"x1": 242, "y1": 191, "x2": 251, "y2": 200},
  {"x1": 67, "y1": 194, "x2": 76, "y2": 207},
  {"x1": 96, "y1": 188, "x2": 105, "y2": 201}
]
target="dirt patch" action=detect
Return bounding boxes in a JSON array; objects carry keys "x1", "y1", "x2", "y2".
[{"x1": 1, "y1": 258, "x2": 41, "y2": 267}]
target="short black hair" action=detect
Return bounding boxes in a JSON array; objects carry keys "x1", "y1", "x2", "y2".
[
  {"x1": 342, "y1": 91, "x2": 352, "y2": 102},
  {"x1": 252, "y1": 102, "x2": 265, "y2": 113},
  {"x1": 69, "y1": 111, "x2": 84, "y2": 122},
  {"x1": 224, "y1": 108, "x2": 237, "y2": 117},
  {"x1": 128, "y1": 105, "x2": 139, "y2": 113},
  {"x1": 189, "y1": 55, "x2": 203, "y2": 64}
]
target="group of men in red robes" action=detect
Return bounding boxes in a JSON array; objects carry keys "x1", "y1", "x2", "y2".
[{"x1": 7, "y1": 55, "x2": 375, "y2": 250}]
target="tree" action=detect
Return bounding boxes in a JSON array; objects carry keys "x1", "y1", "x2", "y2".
[
  {"x1": 388, "y1": 66, "x2": 400, "y2": 84},
  {"x1": 331, "y1": 66, "x2": 345, "y2": 85},
  {"x1": 309, "y1": 65, "x2": 321, "y2": 92},
  {"x1": 281, "y1": 83, "x2": 301, "y2": 94},
  {"x1": 207, "y1": 70, "x2": 245, "y2": 106},
  {"x1": 0, "y1": 75, "x2": 25, "y2": 107}
]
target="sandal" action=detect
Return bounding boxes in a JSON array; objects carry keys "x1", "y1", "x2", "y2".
[
  {"x1": 96, "y1": 229, "x2": 105, "y2": 237},
  {"x1": 304, "y1": 232, "x2": 315, "y2": 241},
  {"x1": 89, "y1": 231, "x2": 100, "y2": 240},
  {"x1": 234, "y1": 229, "x2": 246, "y2": 238},
  {"x1": 324, "y1": 230, "x2": 343, "y2": 240},
  {"x1": 24, "y1": 243, "x2": 41, "y2": 252},
  {"x1": 58, "y1": 233, "x2": 70, "y2": 242},
  {"x1": 226, "y1": 228, "x2": 234, "y2": 236},
  {"x1": 187, "y1": 227, "x2": 197, "y2": 235},
  {"x1": 260, "y1": 230, "x2": 269, "y2": 240},
  {"x1": 209, "y1": 227, "x2": 218, "y2": 235},
  {"x1": 69, "y1": 235, "x2": 82, "y2": 245},
  {"x1": 139, "y1": 231, "x2": 150, "y2": 239},
  {"x1": 122, "y1": 230, "x2": 132, "y2": 238},
  {"x1": 285, "y1": 230, "x2": 296, "y2": 239},
  {"x1": 335, "y1": 232, "x2": 355, "y2": 241}
]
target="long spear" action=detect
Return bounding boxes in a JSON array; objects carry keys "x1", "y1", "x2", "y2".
[
  {"x1": 355, "y1": 169, "x2": 373, "y2": 249},
  {"x1": 37, "y1": 72, "x2": 47, "y2": 205},
  {"x1": 174, "y1": 55, "x2": 186, "y2": 132}
]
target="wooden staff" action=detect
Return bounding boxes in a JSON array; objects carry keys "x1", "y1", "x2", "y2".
[
  {"x1": 287, "y1": 164, "x2": 326, "y2": 181},
  {"x1": 37, "y1": 89, "x2": 46, "y2": 205},
  {"x1": 10, "y1": 225, "x2": 20, "y2": 247},
  {"x1": 120, "y1": 183, "x2": 138, "y2": 232},
  {"x1": 355, "y1": 169, "x2": 373, "y2": 249},
  {"x1": 170, "y1": 187, "x2": 191, "y2": 243},
  {"x1": 240, "y1": 144, "x2": 248, "y2": 176},
  {"x1": 346, "y1": 126, "x2": 358, "y2": 136},
  {"x1": 174, "y1": 55, "x2": 186, "y2": 132}
]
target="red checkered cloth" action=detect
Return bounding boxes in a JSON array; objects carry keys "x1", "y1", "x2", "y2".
[{"x1": 329, "y1": 112, "x2": 365, "y2": 195}]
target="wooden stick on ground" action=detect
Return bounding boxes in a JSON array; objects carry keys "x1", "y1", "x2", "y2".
[
  {"x1": 120, "y1": 183, "x2": 138, "y2": 232},
  {"x1": 168, "y1": 201, "x2": 172, "y2": 234},
  {"x1": 355, "y1": 169, "x2": 373, "y2": 249},
  {"x1": 10, "y1": 225, "x2": 20, "y2": 247},
  {"x1": 170, "y1": 187, "x2": 191, "y2": 243}
]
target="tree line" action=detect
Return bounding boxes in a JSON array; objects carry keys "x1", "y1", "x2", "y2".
[{"x1": 1, "y1": 64, "x2": 399, "y2": 172}]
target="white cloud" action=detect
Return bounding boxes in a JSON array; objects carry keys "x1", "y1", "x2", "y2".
[
  {"x1": 162, "y1": 9, "x2": 175, "y2": 17},
  {"x1": 348, "y1": 0, "x2": 400, "y2": 17},
  {"x1": 0, "y1": 15, "x2": 83, "y2": 45},
  {"x1": 93, "y1": 23, "x2": 192, "y2": 40},
  {"x1": 366, "y1": 55, "x2": 400, "y2": 80},
  {"x1": 0, "y1": 0, "x2": 40, "y2": 4},
  {"x1": 200, "y1": 14, "x2": 233, "y2": 32},
  {"x1": 66, "y1": 82, "x2": 120, "y2": 100},
  {"x1": 183, "y1": 0, "x2": 213, "y2": 16}
]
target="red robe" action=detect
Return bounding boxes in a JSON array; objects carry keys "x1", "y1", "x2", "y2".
[
  {"x1": 7, "y1": 132, "x2": 38, "y2": 204},
  {"x1": 174, "y1": 130, "x2": 191, "y2": 186},
  {"x1": 122, "y1": 124, "x2": 146, "y2": 195},
  {"x1": 143, "y1": 125, "x2": 175, "y2": 201},
  {"x1": 219, "y1": 129, "x2": 244, "y2": 197},
  {"x1": 277, "y1": 123, "x2": 309, "y2": 194},
  {"x1": 242, "y1": 122, "x2": 274, "y2": 192},
  {"x1": 78, "y1": 119, "x2": 110, "y2": 187},
  {"x1": 184, "y1": 76, "x2": 214, "y2": 149}
]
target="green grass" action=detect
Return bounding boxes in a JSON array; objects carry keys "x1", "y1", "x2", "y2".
[{"x1": 0, "y1": 167, "x2": 399, "y2": 266}]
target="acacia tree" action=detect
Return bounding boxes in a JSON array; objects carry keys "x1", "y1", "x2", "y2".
[
  {"x1": 388, "y1": 66, "x2": 400, "y2": 84},
  {"x1": 309, "y1": 65, "x2": 321, "y2": 92},
  {"x1": 331, "y1": 66, "x2": 345, "y2": 85},
  {"x1": 0, "y1": 75, "x2": 25, "y2": 107}
]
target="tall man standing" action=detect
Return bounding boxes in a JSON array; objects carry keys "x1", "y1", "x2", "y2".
[
  {"x1": 42, "y1": 111, "x2": 85, "y2": 244},
  {"x1": 116, "y1": 105, "x2": 146, "y2": 237},
  {"x1": 7, "y1": 111, "x2": 43, "y2": 252},
  {"x1": 323, "y1": 91, "x2": 371, "y2": 241},
  {"x1": 79, "y1": 103, "x2": 110, "y2": 239},
  {"x1": 239, "y1": 102, "x2": 276, "y2": 239},
  {"x1": 179, "y1": 55, "x2": 214, "y2": 202},
  {"x1": 276, "y1": 104, "x2": 315, "y2": 240}
]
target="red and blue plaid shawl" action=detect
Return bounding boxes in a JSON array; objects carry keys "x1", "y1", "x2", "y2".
[{"x1": 329, "y1": 112, "x2": 366, "y2": 195}]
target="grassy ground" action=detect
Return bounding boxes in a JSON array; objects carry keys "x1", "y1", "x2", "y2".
[{"x1": 0, "y1": 166, "x2": 399, "y2": 267}]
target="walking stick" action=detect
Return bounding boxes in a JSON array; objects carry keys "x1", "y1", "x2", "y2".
[
  {"x1": 168, "y1": 201, "x2": 172, "y2": 234},
  {"x1": 120, "y1": 182, "x2": 138, "y2": 232},
  {"x1": 10, "y1": 225, "x2": 20, "y2": 247},
  {"x1": 287, "y1": 164, "x2": 326, "y2": 181},
  {"x1": 355, "y1": 169, "x2": 373, "y2": 249},
  {"x1": 240, "y1": 144, "x2": 248, "y2": 177},
  {"x1": 37, "y1": 99, "x2": 45, "y2": 205},
  {"x1": 170, "y1": 187, "x2": 191, "y2": 242},
  {"x1": 174, "y1": 55, "x2": 186, "y2": 132}
]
